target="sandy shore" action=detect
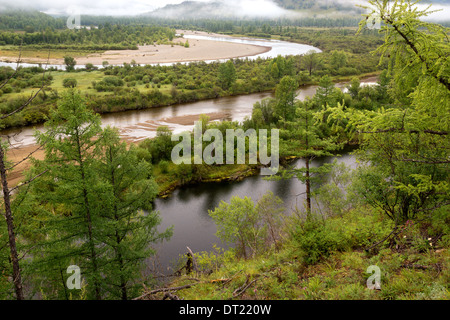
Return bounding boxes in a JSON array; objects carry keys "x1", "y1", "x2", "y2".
[
  {"x1": 0, "y1": 30, "x2": 271, "y2": 66},
  {"x1": 5, "y1": 144, "x2": 45, "y2": 188},
  {"x1": 4, "y1": 111, "x2": 230, "y2": 187}
]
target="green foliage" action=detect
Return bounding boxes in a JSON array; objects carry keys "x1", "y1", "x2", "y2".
[
  {"x1": 15, "y1": 91, "x2": 171, "y2": 299},
  {"x1": 85, "y1": 63, "x2": 97, "y2": 72},
  {"x1": 148, "y1": 126, "x2": 175, "y2": 164},
  {"x1": 209, "y1": 196, "x2": 259, "y2": 259},
  {"x1": 274, "y1": 75, "x2": 298, "y2": 122},
  {"x1": 314, "y1": 160, "x2": 352, "y2": 217},
  {"x1": 62, "y1": 78, "x2": 77, "y2": 88},
  {"x1": 218, "y1": 60, "x2": 237, "y2": 90},
  {"x1": 92, "y1": 76, "x2": 124, "y2": 92},
  {"x1": 0, "y1": 9, "x2": 65, "y2": 31},
  {"x1": 293, "y1": 218, "x2": 351, "y2": 265},
  {"x1": 251, "y1": 98, "x2": 275, "y2": 127},
  {"x1": 324, "y1": 1, "x2": 450, "y2": 225},
  {"x1": 159, "y1": 160, "x2": 169, "y2": 174},
  {"x1": 64, "y1": 56, "x2": 76, "y2": 72},
  {"x1": 313, "y1": 75, "x2": 343, "y2": 108},
  {"x1": 302, "y1": 50, "x2": 322, "y2": 76},
  {"x1": 0, "y1": 21, "x2": 175, "y2": 50},
  {"x1": 1, "y1": 84, "x2": 12, "y2": 94},
  {"x1": 209, "y1": 192, "x2": 285, "y2": 259},
  {"x1": 95, "y1": 127, "x2": 173, "y2": 299}
]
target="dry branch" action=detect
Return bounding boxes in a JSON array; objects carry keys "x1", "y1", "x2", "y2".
[{"x1": 133, "y1": 282, "x2": 200, "y2": 300}]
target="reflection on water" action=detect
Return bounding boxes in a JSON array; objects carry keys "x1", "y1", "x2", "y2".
[
  {"x1": 150, "y1": 151, "x2": 359, "y2": 274},
  {"x1": 2, "y1": 78, "x2": 370, "y2": 148}
]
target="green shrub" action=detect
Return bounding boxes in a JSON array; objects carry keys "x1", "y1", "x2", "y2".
[
  {"x1": 63, "y1": 78, "x2": 77, "y2": 88},
  {"x1": 159, "y1": 160, "x2": 169, "y2": 174},
  {"x1": 293, "y1": 218, "x2": 351, "y2": 265},
  {"x1": 2, "y1": 84, "x2": 12, "y2": 94},
  {"x1": 133, "y1": 146, "x2": 152, "y2": 163}
]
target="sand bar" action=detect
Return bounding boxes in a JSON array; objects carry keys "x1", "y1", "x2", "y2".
[
  {"x1": 0, "y1": 30, "x2": 271, "y2": 66},
  {"x1": 4, "y1": 111, "x2": 229, "y2": 187}
]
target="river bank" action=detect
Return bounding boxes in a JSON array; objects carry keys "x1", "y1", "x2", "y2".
[
  {"x1": 2, "y1": 73, "x2": 374, "y2": 189},
  {"x1": 0, "y1": 30, "x2": 272, "y2": 66}
]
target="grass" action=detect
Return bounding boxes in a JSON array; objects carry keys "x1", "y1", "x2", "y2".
[
  {"x1": 142, "y1": 207, "x2": 449, "y2": 300},
  {"x1": 2, "y1": 70, "x2": 106, "y2": 100},
  {"x1": 153, "y1": 161, "x2": 258, "y2": 197},
  {"x1": 0, "y1": 47, "x2": 104, "y2": 62}
]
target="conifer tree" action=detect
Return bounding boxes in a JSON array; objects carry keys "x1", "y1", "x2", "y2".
[
  {"x1": 95, "y1": 127, "x2": 172, "y2": 299},
  {"x1": 19, "y1": 92, "x2": 172, "y2": 300},
  {"x1": 33, "y1": 90, "x2": 104, "y2": 299},
  {"x1": 326, "y1": 0, "x2": 450, "y2": 225},
  {"x1": 279, "y1": 99, "x2": 343, "y2": 218}
]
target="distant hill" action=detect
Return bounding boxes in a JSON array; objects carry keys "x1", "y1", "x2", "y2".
[
  {"x1": 144, "y1": 1, "x2": 229, "y2": 19},
  {"x1": 274, "y1": 0, "x2": 449, "y2": 11},
  {"x1": 0, "y1": 9, "x2": 65, "y2": 31},
  {"x1": 143, "y1": 0, "x2": 373, "y2": 21},
  {"x1": 144, "y1": 0, "x2": 294, "y2": 20},
  {"x1": 273, "y1": 0, "x2": 358, "y2": 11}
]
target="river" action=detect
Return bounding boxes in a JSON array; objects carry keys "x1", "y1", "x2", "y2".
[
  {"x1": 148, "y1": 152, "x2": 359, "y2": 276},
  {"x1": 0, "y1": 34, "x2": 321, "y2": 70},
  {"x1": 2, "y1": 76, "x2": 368, "y2": 277},
  {"x1": 0, "y1": 34, "x2": 372, "y2": 278},
  {"x1": 3, "y1": 78, "x2": 377, "y2": 148}
]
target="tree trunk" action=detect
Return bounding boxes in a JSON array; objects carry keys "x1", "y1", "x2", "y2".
[
  {"x1": 305, "y1": 156, "x2": 311, "y2": 218},
  {"x1": 75, "y1": 129, "x2": 101, "y2": 300},
  {"x1": 109, "y1": 147, "x2": 128, "y2": 300},
  {"x1": 0, "y1": 145, "x2": 24, "y2": 300},
  {"x1": 304, "y1": 103, "x2": 312, "y2": 219}
]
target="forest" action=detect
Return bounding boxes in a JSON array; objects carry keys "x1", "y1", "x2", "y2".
[{"x1": 0, "y1": 0, "x2": 448, "y2": 302}]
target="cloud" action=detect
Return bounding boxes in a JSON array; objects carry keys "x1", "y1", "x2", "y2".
[
  {"x1": 419, "y1": 4, "x2": 450, "y2": 22},
  {"x1": 146, "y1": 0, "x2": 295, "y2": 19},
  {"x1": 225, "y1": 0, "x2": 291, "y2": 18},
  {"x1": 0, "y1": 0, "x2": 448, "y2": 20},
  {"x1": 0, "y1": 0, "x2": 290, "y2": 17},
  {"x1": 0, "y1": 0, "x2": 158, "y2": 16}
]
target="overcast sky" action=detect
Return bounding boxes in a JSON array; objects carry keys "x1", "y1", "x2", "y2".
[
  {"x1": 0, "y1": 0, "x2": 448, "y2": 19},
  {"x1": 0, "y1": 0, "x2": 223, "y2": 15}
]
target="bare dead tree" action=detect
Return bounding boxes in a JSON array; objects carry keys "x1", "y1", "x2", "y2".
[{"x1": 0, "y1": 49, "x2": 50, "y2": 300}]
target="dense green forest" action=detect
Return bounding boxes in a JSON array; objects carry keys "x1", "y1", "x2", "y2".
[
  {"x1": 0, "y1": 9, "x2": 66, "y2": 31},
  {"x1": 0, "y1": 0, "x2": 448, "y2": 301},
  {"x1": 0, "y1": 24, "x2": 175, "y2": 50}
]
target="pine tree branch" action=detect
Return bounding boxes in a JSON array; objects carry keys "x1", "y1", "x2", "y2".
[
  {"x1": 360, "y1": 128, "x2": 448, "y2": 136},
  {"x1": 8, "y1": 170, "x2": 48, "y2": 194},
  {"x1": 382, "y1": 15, "x2": 450, "y2": 91},
  {"x1": 0, "y1": 42, "x2": 22, "y2": 90},
  {"x1": 1, "y1": 51, "x2": 51, "y2": 120}
]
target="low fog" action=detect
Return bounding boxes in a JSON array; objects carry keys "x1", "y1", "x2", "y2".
[
  {"x1": 147, "y1": 0, "x2": 296, "y2": 19},
  {"x1": 0, "y1": 0, "x2": 448, "y2": 21}
]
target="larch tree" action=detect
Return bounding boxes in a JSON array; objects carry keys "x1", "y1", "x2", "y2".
[
  {"x1": 326, "y1": 0, "x2": 449, "y2": 227},
  {"x1": 0, "y1": 50, "x2": 49, "y2": 300},
  {"x1": 95, "y1": 127, "x2": 172, "y2": 300},
  {"x1": 17, "y1": 92, "x2": 172, "y2": 300},
  {"x1": 33, "y1": 90, "x2": 105, "y2": 299},
  {"x1": 218, "y1": 60, "x2": 237, "y2": 90},
  {"x1": 279, "y1": 99, "x2": 343, "y2": 218}
]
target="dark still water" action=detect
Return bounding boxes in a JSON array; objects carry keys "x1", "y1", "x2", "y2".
[{"x1": 148, "y1": 152, "x2": 359, "y2": 275}]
